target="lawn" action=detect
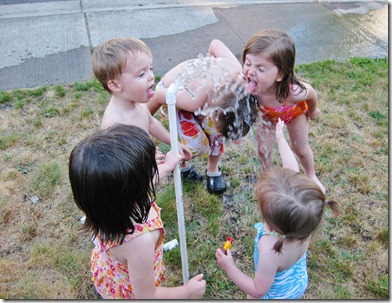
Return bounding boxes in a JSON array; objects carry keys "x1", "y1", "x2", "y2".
[{"x1": 0, "y1": 57, "x2": 388, "y2": 299}]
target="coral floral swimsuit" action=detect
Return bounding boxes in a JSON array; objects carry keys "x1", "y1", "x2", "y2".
[
  {"x1": 257, "y1": 83, "x2": 308, "y2": 124},
  {"x1": 259, "y1": 99, "x2": 308, "y2": 124},
  {"x1": 90, "y1": 202, "x2": 166, "y2": 299}
]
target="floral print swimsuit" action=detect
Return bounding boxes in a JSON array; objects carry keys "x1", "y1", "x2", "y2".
[
  {"x1": 259, "y1": 100, "x2": 308, "y2": 124},
  {"x1": 90, "y1": 202, "x2": 166, "y2": 299},
  {"x1": 156, "y1": 80, "x2": 224, "y2": 158}
]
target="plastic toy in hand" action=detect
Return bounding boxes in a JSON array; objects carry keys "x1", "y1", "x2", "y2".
[{"x1": 221, "y1": 237, "x2": 233, "y2": 255}]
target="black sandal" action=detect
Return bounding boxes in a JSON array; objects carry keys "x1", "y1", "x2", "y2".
[
  {"x1": 181, "y1": 166, "x2": 203, "y2": 183},
  {"x1": 206, "y1": 170, "x2": 226, "y2": 195}
]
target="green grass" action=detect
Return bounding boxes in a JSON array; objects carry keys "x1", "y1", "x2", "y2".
[
  {"x1": 0, "y1": 57, "x2": 388, "y2": 299},
  {"x1": 30, "y1": 161, "x2": 62, "y2": 199}
]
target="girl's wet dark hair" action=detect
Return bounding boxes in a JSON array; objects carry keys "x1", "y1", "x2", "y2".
[
  {"x1": 69, "y1": 123, "x2": 158, "y2": 244},
  {"x1": 213, "y1": 85, "x2": 258, "y2": 141},
  {"x1": 255, "y1": 168, "x2": 339, "y2": 254}
]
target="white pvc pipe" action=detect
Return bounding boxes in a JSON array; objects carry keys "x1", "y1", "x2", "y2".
[{"x1": 166, "y1": 83, "x2": 189, "y2": 284}]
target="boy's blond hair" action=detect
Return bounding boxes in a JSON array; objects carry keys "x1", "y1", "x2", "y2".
[{"x1": 92, "y1": 37, "x2": 152, "y2": 93}]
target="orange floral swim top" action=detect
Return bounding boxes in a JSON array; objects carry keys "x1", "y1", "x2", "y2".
[
  {"x1": 90, "y1": 201, "x2": 166, "y2": 299},
  {"x1": 259, "y1": 100, "x2": 308, "y2": 124}
]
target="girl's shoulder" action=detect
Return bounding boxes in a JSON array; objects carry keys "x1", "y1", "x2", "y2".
[
  {"x1": 257, "y1": 234, "x2": 282, "y2": 266},
  {"x1": 286, "y1": 82, "x2": 312, "y2": 103},
  {"x1": 108, "y1": 225, "x2": 161, "y2": 265},
  {"x1": 290, "y1": 81, "x2": 314, "y2": 93},
  {"x1": 257, "y1": 234, "x2": 308, "y2": 271},
  {"x1": 256, "y1": 223, "x2": 308, "y2": 263},
  {"x1": 256, "y1": 224, "x2": 280, "y2": 253},
  {"x1": 112, "y1": 202, "x2": 163, "y2": 246}
]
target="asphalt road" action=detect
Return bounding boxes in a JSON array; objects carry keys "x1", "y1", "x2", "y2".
[{"x1": 0, "y1": 0, "x2": 388, "y2": 90}]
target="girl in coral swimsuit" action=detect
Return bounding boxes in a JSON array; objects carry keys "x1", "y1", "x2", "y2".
[{"x1": 242, "y1": 29, "x2": 325, "y2": 193}]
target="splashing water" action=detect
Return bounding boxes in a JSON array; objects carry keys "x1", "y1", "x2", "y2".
[
  {"x1": 172, "y1": 53, "x2": 258, "y2": 141},
  {"x1": 172, "y1": 53, "x2": 277, "y2": 174},
  {"x1": 255, "y1": 113, "x2": 273, "y2": 170},
  {"x1": 173, "y1": 53, "x2": 230, "y2": 100}
]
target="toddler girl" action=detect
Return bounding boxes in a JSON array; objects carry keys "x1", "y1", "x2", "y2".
[
  {"x1": 216, "y1": 119, "x2": 339, "y2": 299},
  {"x1": 69, "y1": 123, "x2": 206, "y2": 299}
]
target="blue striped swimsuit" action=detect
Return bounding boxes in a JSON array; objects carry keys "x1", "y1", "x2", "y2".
[{"x1": 253, "y1": 222, "x2": 308, "y2": 299}]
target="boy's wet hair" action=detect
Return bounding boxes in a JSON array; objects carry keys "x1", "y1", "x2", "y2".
[
  {"x1": 69, "y1": 123, "x2": 158, "y2": 245},
  {"x1": 242, "y1": 29, "x2": 306, "y2": 103},
  {"x1": 213, "y1": 85, "x2": 258, "y2": 141},
  {"x1": 255, "y1": 168, "x2": 339, "y2": 254},
  {"x1": 92, "y1": 37, "x2": 152, "y2": 94}
]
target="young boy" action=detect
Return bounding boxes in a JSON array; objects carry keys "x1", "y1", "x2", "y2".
[{"x1": 92, "y1": 37, "x2": 191, "y2": 167}]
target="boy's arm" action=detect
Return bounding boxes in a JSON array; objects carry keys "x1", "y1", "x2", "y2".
[
  {"x1": 150, "y1": 83, "x2": 207, "y2": 114},
  {"x1": 149, "y1": 115, "x2": 171, "y2": 145},
  {"x1": 174, "y1": 85, "x2": 210, "y2": 113},
  {"x1": 148, "y1": 110, "x2": 192, "y2": 161},
  {"x1": 148, "y1": 88, "x2": 167, "y2": 115},
  {"x1": 276, "y1": 119, "x2": 299, "y2": 172}
]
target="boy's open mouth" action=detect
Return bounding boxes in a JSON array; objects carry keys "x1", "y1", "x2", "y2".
[{"x1": 147, "y1": 85, "x2": 154, "y2": 98}]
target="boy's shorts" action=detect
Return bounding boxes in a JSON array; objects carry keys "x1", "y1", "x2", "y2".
[
  {"x1": 177, "y1": 109, "x2": 224, "y2": 158},
  {"x1": 156, "y1": 80, "x2": 224, "y2": 157}
]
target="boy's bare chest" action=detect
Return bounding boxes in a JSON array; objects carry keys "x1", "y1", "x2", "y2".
[
  {"x1": 105, "y1": 106, "x2": 149, "y2": 132},
  {"x1": 126, "y1": 108, "x2": 149, "y2": 132}
]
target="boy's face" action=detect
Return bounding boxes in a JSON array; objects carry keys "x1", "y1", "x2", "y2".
[{"x1": 114, "y1": 51, "x2": 155, "y2": 103}]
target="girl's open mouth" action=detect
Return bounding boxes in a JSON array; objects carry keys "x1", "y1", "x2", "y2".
[{"x1": 246, "y1": 80, "x2": 256, "y2": 94}]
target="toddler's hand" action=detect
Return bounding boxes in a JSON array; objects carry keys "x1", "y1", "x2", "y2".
[
  {"x1": 215, "y1": 247, "x2": 235, "y2": 273},
  {"x1": 308, "y1": 108, "x2": 321, "y2": 121},
  {"x1": 186, "y1": 274, "x2": 206, "y2": 299},
  {"x1": 275, "y1": 118, "x2": 285, "y2": 140},
  {"x1": 164, "y1": 149, "x2": 183, "y2": 170},
  {"x1": 179, "y1": 143, "x2": 192, "y2": 161},
  {"x1": 155, "y1": 146, "x2": 166, "y2": 165}
]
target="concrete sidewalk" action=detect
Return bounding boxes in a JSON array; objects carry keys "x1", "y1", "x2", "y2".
[{"x1": 0, "y1": 0, "x2": 388, "y2": 91}]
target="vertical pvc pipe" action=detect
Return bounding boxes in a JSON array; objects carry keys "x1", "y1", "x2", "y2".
[{"x1": 166, "y1": 83, "x2": 189, "y2": 284}]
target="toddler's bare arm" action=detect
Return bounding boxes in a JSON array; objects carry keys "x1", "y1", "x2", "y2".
[
  {"x1": 208, "y1": 39, "x2": 239, "y2": 63},
  {"x1": 276, "y1": 119, "x2": 299, "y2": 172}
]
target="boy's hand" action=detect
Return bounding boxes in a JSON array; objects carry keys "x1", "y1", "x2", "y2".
[{"x1": 308, "y1": 108, "x2": 321, "y2": 121}]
